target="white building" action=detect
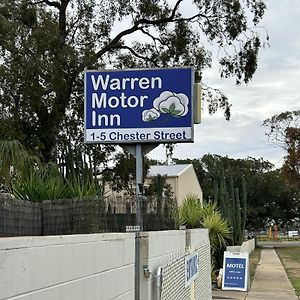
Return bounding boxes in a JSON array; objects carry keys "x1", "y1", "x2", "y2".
[{"x1": 147, "y1": 164, "x2": 203, "y2": 206}]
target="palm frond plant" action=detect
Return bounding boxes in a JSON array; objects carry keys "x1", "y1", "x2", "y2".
[
  {"x1": 179, "y1": 195, "x2": 232, "y2": 274},
  {"x1": 0, "y1": 140, "x2": 38, "y2": 191},
  {"x1": 179, "y1": 194, "x2": 203, "y2": 228},
  {"x1": 10, "y1": 163, "x2": 68, "y2": 201},
  {"x1": 179, "y1": 197, "x2": 231, "y2": 252},
  {"x1": 0, "y1": 140, "x2": 102, "y2": 201},
  {"x1": 199, "y1": 201, "x2": 218, "y2": 219},
  {"x1": 66, "y1": 169, "x2": 102, "y2": 200},
  {"x1": 201, "y1": 210, "x2": 231, "y2": 253}
]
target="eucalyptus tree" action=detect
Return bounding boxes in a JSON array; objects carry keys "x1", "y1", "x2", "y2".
[
  {"x1": 175, "y1": 154, "x2": 299, "y2": 229},
  {"x1": 263, "y1": 110, "x2": 300, "y2": 148},
  {"x1": 0, "y1": 0, "x2": 268, "y2": 164},
  {"x1": 263, "y1": 110, "x2": 300, "y2": 188}
]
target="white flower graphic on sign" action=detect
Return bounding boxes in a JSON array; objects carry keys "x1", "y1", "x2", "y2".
[
  {"x1": 141, "y1": 90, "x2": 189, "y2": 123},
  {"x1": 153, "y1": 91, "x2": 189, "y2": 117},
  {"x1": 142, "y1": 108, "x2": 160, "y2": 122}
]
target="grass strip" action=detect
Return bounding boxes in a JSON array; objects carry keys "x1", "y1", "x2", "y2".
[
  {"x1": 275, "y1": 247, "x2": 300, "y2": 296},
  {"x1": 249, "y1": 247, "x2": 262, "y2": 285}
]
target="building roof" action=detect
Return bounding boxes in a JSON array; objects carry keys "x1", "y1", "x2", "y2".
[{"x1": 148, "y1": 164, "x2": 192, "y2": 177}]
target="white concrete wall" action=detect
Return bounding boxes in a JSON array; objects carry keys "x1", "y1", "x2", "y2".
[
  {"x1": 186, "y1": 228, "x2": 209, "y2": 249},
  {"x1": 140, "y1": 230, "x2": 186, "y2": 300},
  {"x1": 226, "y1": 245, "x2": 241, "y2": 253},
  {"x1": 0, "y1": 230, "x2": 213, "y2": 300},
  {"x1": 0, "y1": 233, "x2": 135, "y2": 300},
  {"x1": 240, "y1": 238, "x2": 255, "y2": 254},
  {"x1": 140, "y1": 229, "x2": 212, "y2": 300},
  {"x1": 227, "y1": 238, "x2": 256, "y2": 254},
  {"x1": 186, "y1": 229, "x2": 212, "y2": 300}
]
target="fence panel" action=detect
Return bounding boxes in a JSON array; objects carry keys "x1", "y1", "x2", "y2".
[
  {"x1": 0, "y1": 194, "x2": 178, "y2": 236},
  {"x1": 0, "y1": 195, "x2": 42, "y2": 236}
]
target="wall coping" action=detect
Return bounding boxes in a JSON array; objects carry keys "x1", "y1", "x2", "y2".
[
  {"x1": 140, "y1": 230, "x2": 185, "y2": 238},
  {"x1": 0, "y1": 232, "x2": 135, "y2": 250}
]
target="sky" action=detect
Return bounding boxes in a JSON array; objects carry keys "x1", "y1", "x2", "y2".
[{"x1": 147, "y1": 0, "x2": 300, "y2": 167}]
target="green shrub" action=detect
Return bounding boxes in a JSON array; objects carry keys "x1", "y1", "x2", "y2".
[
  {"x1": 179, "y1": 194, "x2": 231, "y2": 271},
  {"x1": 179, "y1": 194, "x2": 202, "y2": 228}
]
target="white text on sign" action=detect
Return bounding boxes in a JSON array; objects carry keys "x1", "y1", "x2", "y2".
[{"x1": 86, "y1": 128, "x2": 190, "y2": 143}]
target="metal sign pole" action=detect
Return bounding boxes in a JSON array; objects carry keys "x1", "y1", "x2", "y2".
[
  {"x1": 135, "y1": 143, "x2": 143, "y2": 300},
  {"x1": 135, "y1": 144, "x2": 143, "y2": 230}
]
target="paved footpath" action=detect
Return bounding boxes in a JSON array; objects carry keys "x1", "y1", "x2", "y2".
[{"x1": 213, "y1": 248, "x2": 298, "y2": 300}]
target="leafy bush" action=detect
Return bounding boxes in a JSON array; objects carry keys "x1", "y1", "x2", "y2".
[
  {"x1": 0, "y1": 140, "x2": 102, "y2": 201},
  {"x1": 0, "y1": 140, "x2": 38, "y2": 191},
  {"x1": 179, "y1": 194, "x2": 203, "y2": 228},
  {"x1": 179, "y1": 194, "x2": 231, "y2": 271},
  {"x1": 10, "y1": 163, "x2": 68, "y2": 201},
  {"x1": 201, "y1": 210, "x2": 231, "y2": 252}
]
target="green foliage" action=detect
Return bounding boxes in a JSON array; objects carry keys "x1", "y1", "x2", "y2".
[
  {"x1": 146, "y1": 174, "x2": 174, "y2": 199},
  {"x1": 179, "y1": 195, "x2": 231, "y2": 270},
  {"x1": 213, "y1": 175, "x2": 244, "y2": 245},
  {"x1": 229, "y1": 177, "x2": 236, "y2": 236},
  {"x1": 282, "y1": 127, "x2": 300, "y2": 189},
  {"x1": 66, "y1": 171, "x2": 102, "y2": 200},
  {"x1": 201, "y1": 210, "x2": 231, "y2": 252},
  {"x1": 234, "y1": 187, "x2": 242, "y2": 244},
  {"x1": 0, "y1": 0, "x2": 268, "y2": 164},
  {"x1": 179, "y1": 195, "x2": 231, "y2": 249},
  {"x1": 10, "y1": 161, "x2": 103, "y2": 202},
  {"x1": 263, "y1": 110, "x2": 300, "y2": 148},
  {"x1": 179, "y1": 194, "x2": 203, "y2": 228},
  {"x1": 102, "y1": 152, "x2": 136, "y2": 194},
  {"x1": 0, "y1": 140, "x2": 39, "y2": 191},
  {"x1": 0, "y1": 140, "x2": 102, "y2": 201},
  {"x1": 241, "y1": 177, "x2": 247, "y2": 239},
  {"x1": 101, "y1": 152, "x2": 152, "y2": 195},
  {"x1": 264, "y1": 110, "x2": 300, "y2": 188},
  {"x1": 10, "y1": 163, "x2": 68, "y2": 201},
  {"x1": 175, "y1": 154, "x2": 299, "y2": 230}
]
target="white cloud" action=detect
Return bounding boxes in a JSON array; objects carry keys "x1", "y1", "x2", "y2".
[{"x1": 148, "y1": 1, "x2": 299, "y2": 167}]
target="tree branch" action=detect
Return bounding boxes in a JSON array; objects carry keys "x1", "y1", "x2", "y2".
[
  {"x1": 139, "y1": 27, "x2": 165, "y2": 45},
  {"x1": 29, "y1": 1, "x2": 45, "y2": 4},
  {"x1": 58, "y1": 0, "x2": 70, "y2": 44},
  {"x1": 135, "y1": 0, "x2": 183, "y2": 26},
  {"x1": 83, "y1": 0, "x2": 184, "y2": 69},
  {"x1": 43, "y1": 0, "x2": 60, "y2": 8},
  {"x1": 66, "y1": 8, "x2": 85, "y2": 42},
  {"x1": 29, "y1": 0, "x2": 61, "y2": 8},
  {"x1": 112, "y1": 45, "x2": 157, "y2": 64}
]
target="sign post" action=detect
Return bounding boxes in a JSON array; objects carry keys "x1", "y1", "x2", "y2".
[
  {"x1": 84, "y1": 67, "x2": 194, "y2": 300},
  {"x1": 222, "y1": 251, "x2": 249, "y2": 291},
  {"x1": 134, "y1": 143, "x2": 142, "y2": 300}
]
